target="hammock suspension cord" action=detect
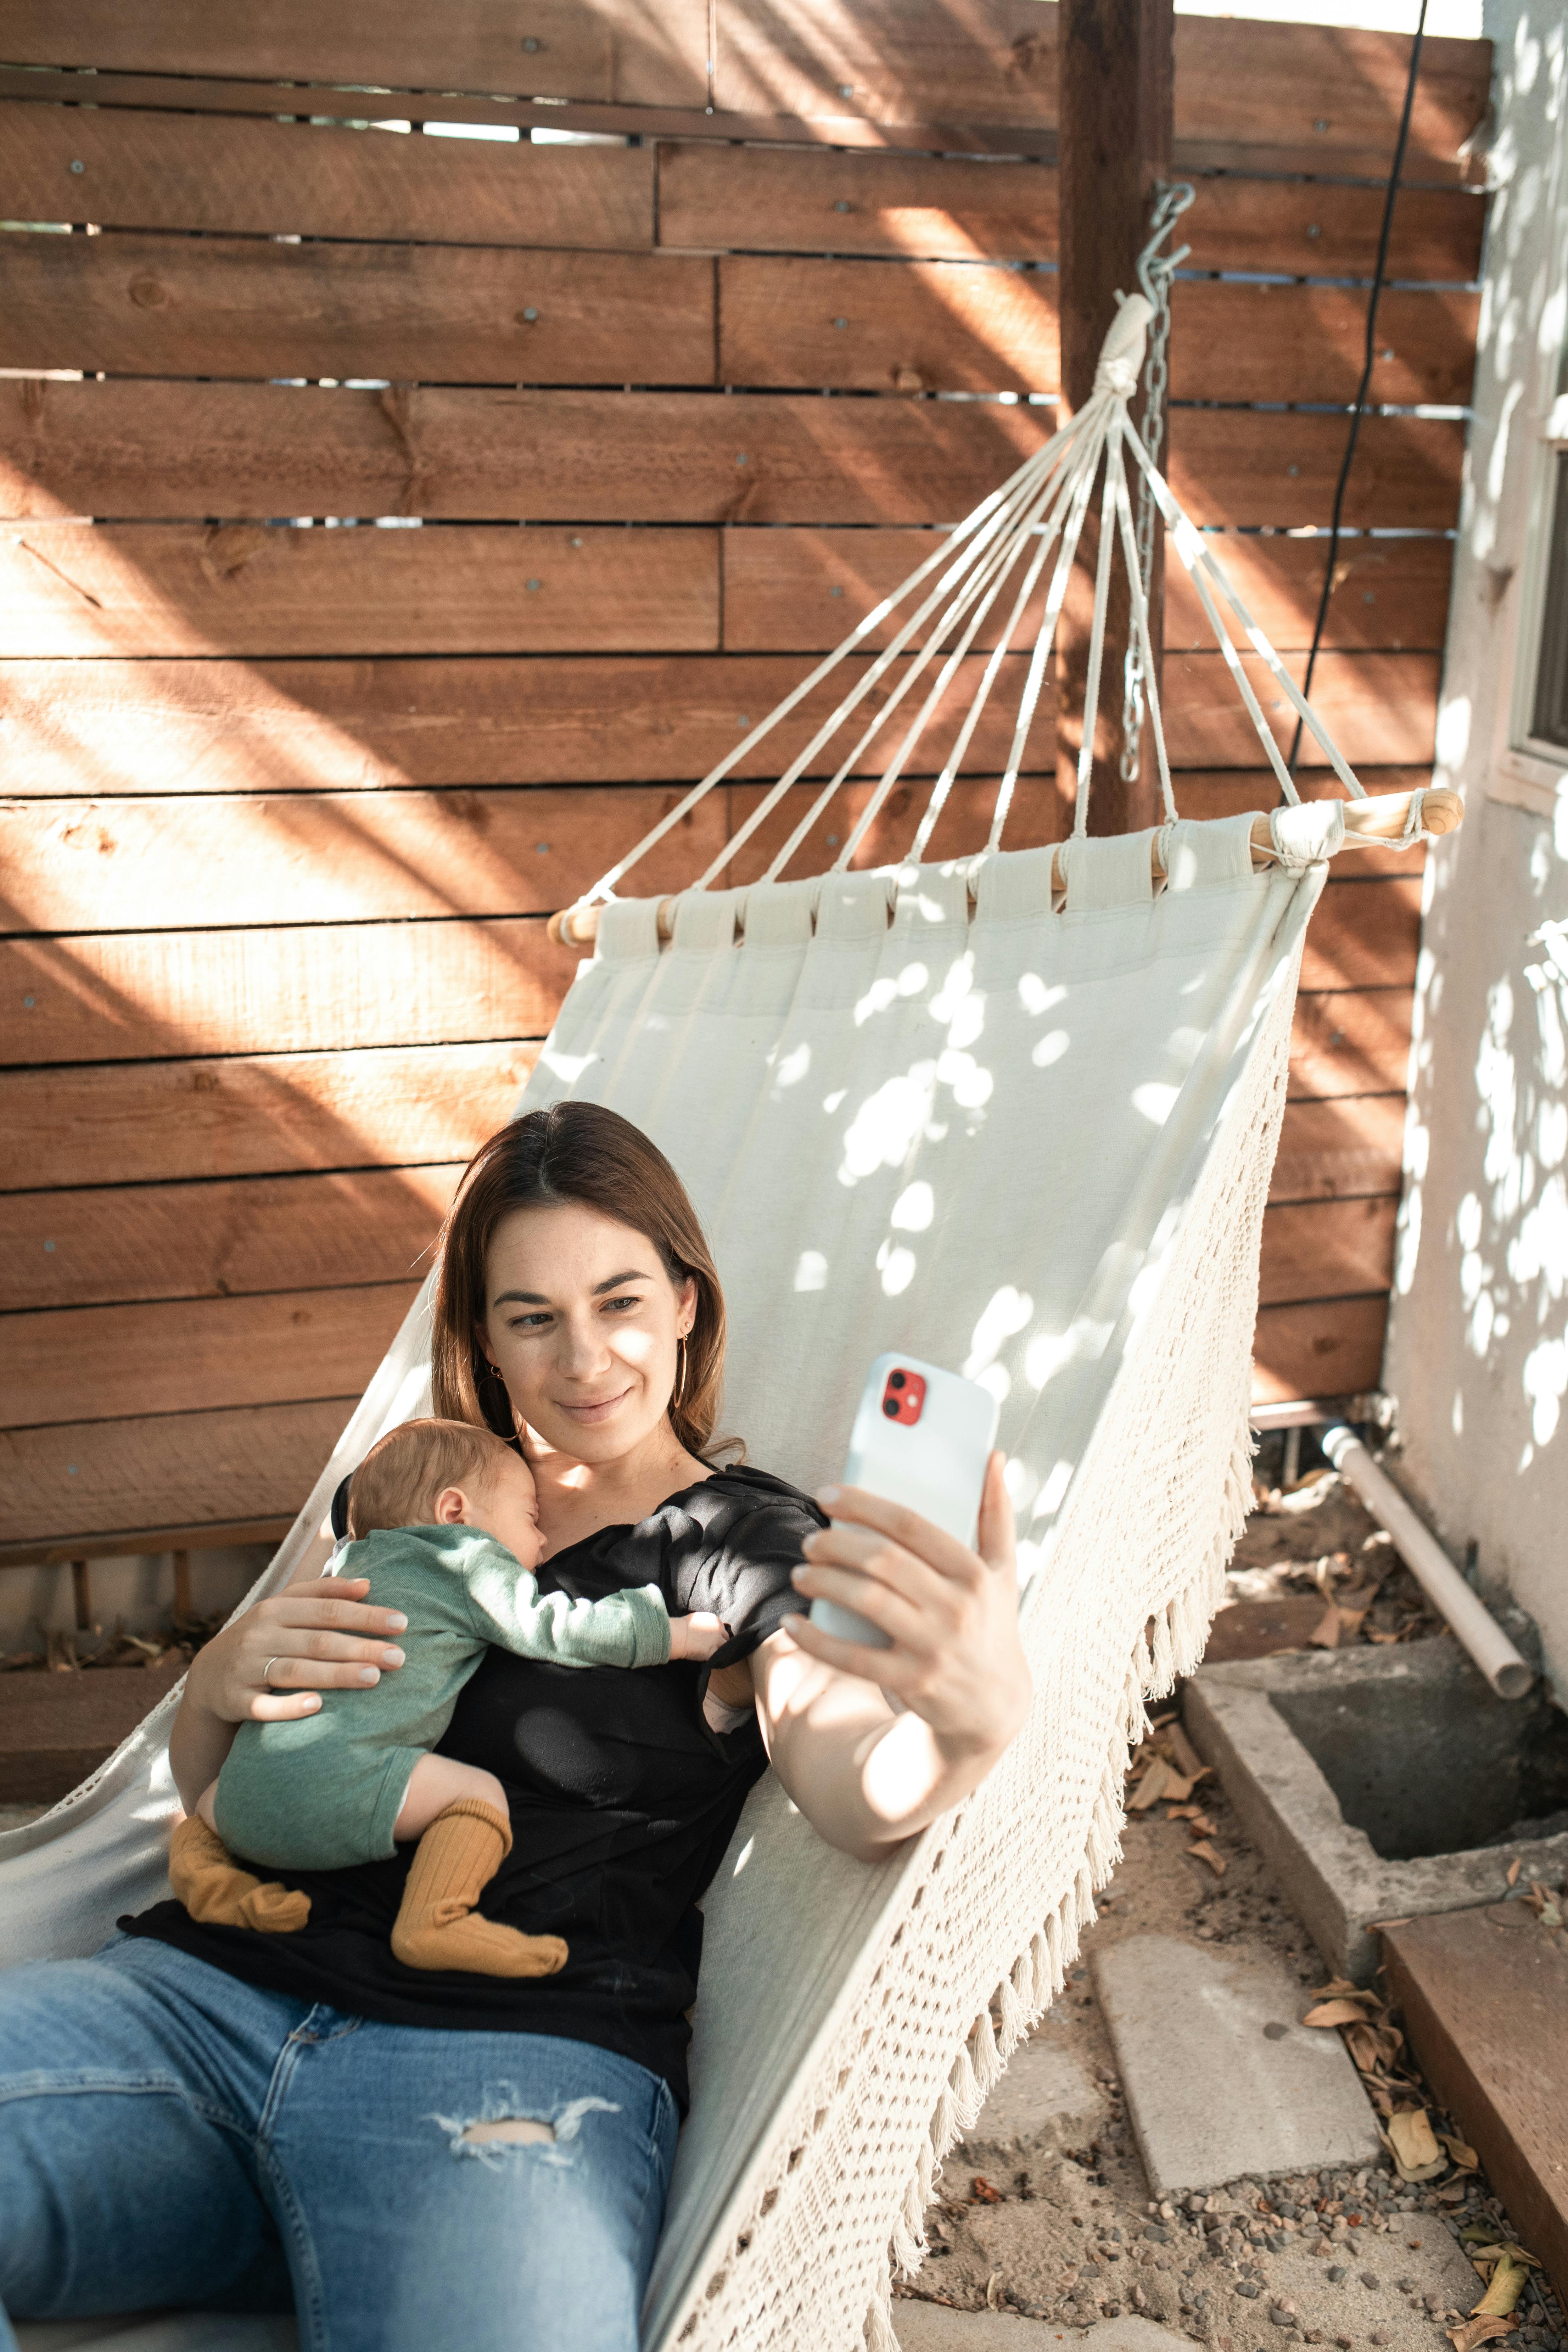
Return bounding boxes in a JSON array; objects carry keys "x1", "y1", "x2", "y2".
[{"x1": 576, "y1": 293, "x2": 1447, "y2": 920}]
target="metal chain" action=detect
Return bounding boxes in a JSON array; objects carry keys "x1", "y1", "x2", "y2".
[{"x1": 1119, "y1": 180, "x2": 1195, "y2": 784}]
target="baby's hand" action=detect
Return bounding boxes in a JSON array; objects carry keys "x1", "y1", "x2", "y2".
[{"x1": 668, "y1": 1611, "x2": 728, "y2": 1662}]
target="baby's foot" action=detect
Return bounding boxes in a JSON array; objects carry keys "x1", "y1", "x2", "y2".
[{"x1": 169, "y1": 1816, "x2": 311, "y2": 1934}]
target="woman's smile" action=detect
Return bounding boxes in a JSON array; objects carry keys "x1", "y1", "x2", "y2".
[{"x1": 554, "y1": 1384, "x2": 635, "y2": 1423}]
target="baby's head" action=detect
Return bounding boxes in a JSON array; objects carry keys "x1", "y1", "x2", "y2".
[{"x1": 348, "y1": 1418, "x2": 543, "y2": 1568}]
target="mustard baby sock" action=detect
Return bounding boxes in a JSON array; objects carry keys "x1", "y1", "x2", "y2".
[
  {"x1": 390, "y1": 1798, "x2": 569, "y2": 1978},
  {"x1": 169, "y1": 1816, "x2": 311, "y2": 1934}
]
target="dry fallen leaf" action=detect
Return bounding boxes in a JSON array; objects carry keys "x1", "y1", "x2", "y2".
[
  {"x1": 1387, "y1": 2107, "x2": 1447, "y2": 2183},
  {"x1": 1506, "y1": 1859, "x2": 1522, "y2": 1888},
  {"x1": 971, "y1": 2176, "x2": 1004, "y2": 2204},
  {"x1": 1307, "y1": 1602, "x2": 1342, "y2": 1649},
  {"x1": 1169, "y1": 1806, "x2": 1217, "y2": 1836},
  {"x1": 1448, "y1": 2317, "x2": 1518, "y2": 2352},
  {"x1": 1161, "y1": 1723, "x2": 1208, "y2": 1780},
  {"x1": 986, "y1": 2270, "x2": 1005, "y2": 2310},
  {"x1": 1187, "y1": 1838, "x2": 1226, "y2": 1876},
  {"x1": 1128, "y1": 1755, "x2": 1174, "y2": 1811},
  {"x1": 1473, "y1": 2255, "x2": 1528, "y2": 2318},
  {"x1": 1311, "y1": 1978, "x2": 1369, "y2": 2001},
  {"x1": 1439, "y1": 2132, "x2": 1481, "y2": 2171},
  {"x1": 1303, "y1": 1999, "x2": 1370, "y2": 2028}
]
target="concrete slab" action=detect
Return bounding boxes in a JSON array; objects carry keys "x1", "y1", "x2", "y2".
[
  {"x1": 964, "y1": 2038, "x2": 1104, "y2": 2163},
  {"x1": 1091, "y1": 1933, "x2": 1382, "y2": 2195},
  {"x1": 894, "y1": 2307, "x2": 1189, "y2": 2352},
  {"x1": 1183, "y1": 1642, "x2": 1568, "y2": 1982}
]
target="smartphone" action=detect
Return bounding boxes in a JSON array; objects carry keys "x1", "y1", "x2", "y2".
[{"x1": 808, "y1": 1353, "x2": 1001, "y2": 1649}]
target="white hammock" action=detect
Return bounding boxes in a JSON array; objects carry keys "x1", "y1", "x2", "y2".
[{"x1": 1, "y1": 297, "x2": 1422, "y2": 2352}]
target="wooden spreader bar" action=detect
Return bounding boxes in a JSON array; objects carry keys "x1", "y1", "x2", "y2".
[{"x1": 546, "y1": 784, "x2": 1461, "y2": 950}]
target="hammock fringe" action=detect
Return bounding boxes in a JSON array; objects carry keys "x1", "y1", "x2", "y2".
[{"x1": 873, "y1": 1391, "x2": 1255, "y2": 2329}]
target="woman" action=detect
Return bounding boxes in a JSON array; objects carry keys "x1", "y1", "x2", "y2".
[{"x1": 0, "y1": 1104, "x2": 1030, "y2": 2352}]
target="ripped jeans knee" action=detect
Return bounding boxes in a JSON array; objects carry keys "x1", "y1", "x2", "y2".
[{"x1": 429, "y1": 2083, "x2": 623, "y2": 2171}]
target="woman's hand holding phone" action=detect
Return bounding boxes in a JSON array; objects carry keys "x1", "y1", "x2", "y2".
[{"x1": 784, "y1": 1451, "x2": 1031, "y2": 1758}]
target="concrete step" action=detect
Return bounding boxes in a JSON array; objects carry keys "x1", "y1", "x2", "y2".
[{"x1": 1383, "y1": 1908, "x2": 1568, "y2": 2309}]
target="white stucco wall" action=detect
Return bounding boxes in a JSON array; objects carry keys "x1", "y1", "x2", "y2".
[{"x1": 1383, "y1": 0, "x2": 1568, "y2": 1689}]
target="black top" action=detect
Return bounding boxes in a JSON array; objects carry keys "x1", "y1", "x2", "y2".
[{"x1": 123, "y1": 1465, "x2": 825, "y2": 2111}]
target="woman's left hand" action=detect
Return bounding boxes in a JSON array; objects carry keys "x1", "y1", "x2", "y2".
[{"x1": 783, "y1": 1451, "x2": 1031, "y2": 1764}]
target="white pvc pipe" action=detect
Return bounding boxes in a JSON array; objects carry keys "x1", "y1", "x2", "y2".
[{"x1": 1321, "y1": 1425, "x2": 1534, "y2": 1701}]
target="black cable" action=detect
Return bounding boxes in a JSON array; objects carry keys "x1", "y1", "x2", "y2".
[{"x1": 1287, "y1": 0, "x2": 1431, "y2": 774}]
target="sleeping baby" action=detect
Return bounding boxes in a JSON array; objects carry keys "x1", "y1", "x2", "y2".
[{"x1": 167, "y1": 1416, "x2": 727, "y2": 1978}]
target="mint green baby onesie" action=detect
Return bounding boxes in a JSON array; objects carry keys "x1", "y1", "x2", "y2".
[{"x1": 212, "y1": 1523, "x2": 670, "y2": 1873}]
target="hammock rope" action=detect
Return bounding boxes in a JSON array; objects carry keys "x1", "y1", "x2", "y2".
[{"x1": 575, "y1": 295, "x2": 1436, "y2": 925}]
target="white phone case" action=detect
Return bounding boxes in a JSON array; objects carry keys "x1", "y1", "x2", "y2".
[{"x1": 810, "y1": 1352, "x2": 1000, "y2": 1650}]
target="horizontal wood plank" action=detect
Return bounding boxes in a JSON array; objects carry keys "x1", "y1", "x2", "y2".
[
  {"x1": 0, "y1": 648, "x2": 1437, "y2": 809},
  {"x1": 1171, "y1": 282, "x2": 1477, "y2": 410},
  {"x1": 0, "y1": 378, "x2": 1051, "y2": 526},
  {"x1": 0, "y1": 1396, "x2": 355, "y2": 1546},
  {"x1": 0, "y1": 1, "x2": 710, "y2": 107},
  {"x1": 0, "y1": 654, "x2": 1055, "y2": 795},
  {"x1": 1289, "y1": 991, "x2": 1415, "y2": 1100},
  {"x1": 1173, "y1": 18, "x2": 1489, "y2": 174},
  {"x1": 1299, "y1": 880, "x2": 1421, "y2": 993},
  {"x1": 2, "y1": 1282, "x2": 419, "y2": 1430},
  {"x1": 723, "y1": 528, "x2": 1452, "y2": 657},
  {"x1": 657, "y1": 143, "x2": 1482, "y2": 281},
  {"x1": 3, "y1": 920, "x2": 579, "y2": 1066},
  {"x1": 0, "y1": 1043, "x2": 538, "y2": 1194},
  {"x1": 1270, "y1": 1094, "x2": 1405, "y2": 1204},
  {"x1": 0, "y1": 786, "x2": 734, "y2": 935},
  {"x1": 1251, "y1": 1292, "x2": 1387, "y2": 1405},
  {"x1": 0, "y1": 100, "x2": 657, "y2": 251},
  {"x1": 19, "y1": 518, "x2": 1425, "y2": 667},
  {"x1": 0, "y1": 886, "x2": 1419, "y2": 1070},
  {"x1": 711, "y1": 6, "x2": 1488, "y2": 174},
  {"x1": 1162, "y1": 650, "x2": 1440, "y2": 769},
  {"x1": 0, "y1": 378, "x2": 1462, "y2": 532},
  {"x1": 0, "y1": 1166, "x2": 460, "y2": 1313},
  {"x1": 1258, "y1": 1194, "x2": 1398, "y2": 1309},
  {"x1": 718, "y1": 261, "x2": 1474, "y2": 407},
  {"x1": 0, "y1": 230, "x2": 715, "y2": 387},
  {"x1": 1169, "y1": 410, "x2": 1464, "y2": 536},
  {"x1": 719, "y1": 253, "x2": 1058, "y2": 397},
  {"x1": 0, "y1": 524, "x2": 720, "y2": 657}
]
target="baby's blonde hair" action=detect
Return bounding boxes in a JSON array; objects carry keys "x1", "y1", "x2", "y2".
[{"x1": 347, "y1": 1417, "x2": 520, "y2": 1539}]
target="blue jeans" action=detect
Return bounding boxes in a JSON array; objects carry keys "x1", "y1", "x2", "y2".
[{"x1": 0, "y1": 1934, "x2": 678, "y2": 2352}]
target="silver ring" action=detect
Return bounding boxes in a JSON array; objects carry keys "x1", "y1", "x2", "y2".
[{"x1": 262, "y1": 1655, "x2": 286, "y2": 1688}]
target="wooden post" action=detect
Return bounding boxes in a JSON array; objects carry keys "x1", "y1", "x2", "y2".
[{"x1": 1056, "y1": 0, "x2": 1174, "y2": 836}]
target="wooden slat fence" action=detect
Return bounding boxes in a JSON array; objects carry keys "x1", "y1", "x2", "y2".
[{"x1": 0, "y1": 1, "x2": 1488, "y2": 1545}]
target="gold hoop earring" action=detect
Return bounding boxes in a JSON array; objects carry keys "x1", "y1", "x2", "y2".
[
  {"x1": 483, "y1": 1358, "x2": 506, "y2": 1389},
  {"x1": 674, "y1": 1335, "x2": 688, "y2": 1411}
]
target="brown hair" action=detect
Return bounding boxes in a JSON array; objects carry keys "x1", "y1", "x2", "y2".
[
  {"x1": 348, "y1": 1417, "x2": 519, "y2": 1538},
  {"x1": 430, "y1": 1103, "x2": 728, "y2": 1459}
]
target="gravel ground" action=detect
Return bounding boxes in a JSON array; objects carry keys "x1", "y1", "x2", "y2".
[{"x1": 895, "y1": 1772, "x2": 1566, "y2": 2352}]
